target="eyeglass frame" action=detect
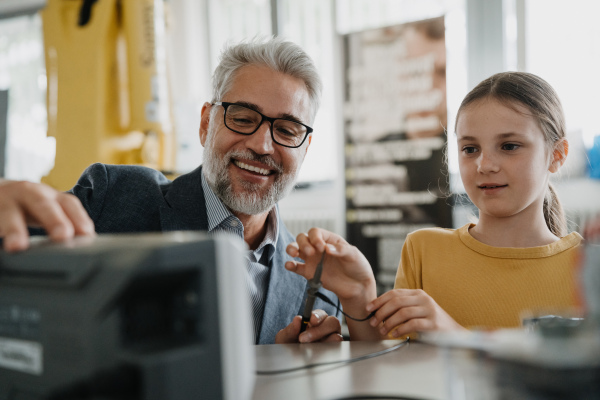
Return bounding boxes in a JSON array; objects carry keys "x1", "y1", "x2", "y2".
[{"x1": 212, "y1": 101, "x2": 313, "y2": 148}]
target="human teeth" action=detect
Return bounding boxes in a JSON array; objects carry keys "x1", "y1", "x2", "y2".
[{"x1": 234, "y1": 160, "x2": 270, "y2": 176}]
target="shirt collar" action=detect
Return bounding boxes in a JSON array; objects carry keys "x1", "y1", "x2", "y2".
[
  {"x1": 201, "y1": 171, "x2": 234, "y2": 232},
  {"x1": 201, "y1": 170, "x2": 279, "y2": 257}
]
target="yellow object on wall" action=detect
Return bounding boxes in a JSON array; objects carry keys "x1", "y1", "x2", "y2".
[{"x1": 41, "y1": 0, "x2": 175, "y2": 191}]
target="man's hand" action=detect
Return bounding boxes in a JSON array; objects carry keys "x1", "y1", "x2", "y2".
[
  {"x1": 0, "y1": 180, "x2": 95, "y2": 252},
  {"x1": 367, "y1": 289, "x2": 465, "y2": 338},
  {"x1": 275, "y1": 310, "x2": 343, "y2": 344}
]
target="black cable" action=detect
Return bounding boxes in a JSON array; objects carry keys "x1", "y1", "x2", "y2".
[
  {"x1": 331, "y1": 396, "x2": 433, "y2": 400},
  {"x1": 256, "y1": 337, "x2": 409, "y2": 375},
  {"x1": 315, "y1": 292, "x2": 376, "y2": 322}
]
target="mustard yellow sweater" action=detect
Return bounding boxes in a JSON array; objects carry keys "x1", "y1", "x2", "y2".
[{"x1": 394, "y1": 224, "x2": 583, "y2": 329}]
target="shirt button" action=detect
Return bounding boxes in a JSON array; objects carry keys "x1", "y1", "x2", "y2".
[{"x1": 230, "y1": 220, "x2": 239, "y2": 227}]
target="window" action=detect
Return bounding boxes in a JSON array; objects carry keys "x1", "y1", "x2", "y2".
[
  {"x1": 0, "y1": 14, "x2": 54, "y2": 181},
  {"x1": 525, "y1": 0, "x2": 600, "y2": 158},
  {"x1": 206, "y1": 0, "x2": 340, "y2": 183}
]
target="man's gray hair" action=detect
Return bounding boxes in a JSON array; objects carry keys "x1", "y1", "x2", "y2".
[{"x1": 211, "y1": 37, "x2": 322, "y2": 121}]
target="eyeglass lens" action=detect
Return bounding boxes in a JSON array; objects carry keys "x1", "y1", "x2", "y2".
[{"x1": 225, "y1": 104, "x2": 307, "y2": 147}]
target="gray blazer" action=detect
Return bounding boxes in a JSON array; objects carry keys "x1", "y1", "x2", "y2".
[{"x1": 68, "y1": 163, "x2": 342, "y2": 344}]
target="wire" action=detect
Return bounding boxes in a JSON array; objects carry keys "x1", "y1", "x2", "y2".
[
  {"x1": 315, "y1": 292, "x2": 376, "y2": 322},
  {"x1": 255, "y1": 338, "x2": 409, "y2": 375},
  {"x1": 330, "y1": 396, "x2": 433, "y2": 400}
]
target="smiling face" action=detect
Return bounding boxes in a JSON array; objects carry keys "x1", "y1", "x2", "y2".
[
  {"x1": 456, "y1": 98, "x2": 561, "y2": 224},
  {"x1": 200, "y1": 64, "x2": 313, "y2": 216}
]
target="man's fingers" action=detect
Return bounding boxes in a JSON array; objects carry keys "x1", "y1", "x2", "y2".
[
  {"x1": 299, "y1": 312, "x2": 341, "y2": 343},
  {"x1": 58, "y1": 194, "x2": 95, "y2": 236},
  {"x1": 0, "y1": 181, "x2": 94, "y2": 252},
  {"x1": 276, "y1": 313, "x2": 343, "y2": 344},
  {"x1": 3, "y1": 232, "x2": 29, "y2": 253},
  {"x1": 321, "y1": 332, "x2": 344, "y2": 342},
  {"x1": 309, "y1": 309, "x2": 328, "y2": 325},
  {"x1": 20, "y1": 188, "x2": 76, "y2": 239},
  {"x1": 0, "y1": 206, "x2": 29, "y2": 252},
  {"x1": 274, "y1": 315, "x2": 302, "y2": 344}
]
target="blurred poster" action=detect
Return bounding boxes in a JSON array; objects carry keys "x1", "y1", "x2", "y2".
[{"x1": 344, "y1": 17, "x2": 452, "y2": 291}]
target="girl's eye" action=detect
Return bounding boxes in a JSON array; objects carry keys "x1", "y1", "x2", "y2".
[
  {"x1": 502, "y1": 143, "x2": 520, "y2": 151},
  {"x1": 462, "y1": 146, "x2": 477, "y2": 154}
]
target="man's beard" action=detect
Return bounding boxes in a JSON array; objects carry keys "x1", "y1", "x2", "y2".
[{"x1": 203, "y1": 126, "x2": 299, "y2": 216}]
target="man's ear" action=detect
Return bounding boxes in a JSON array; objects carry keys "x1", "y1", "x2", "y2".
[
  {"x1": 304, "y1": 134, "x2": 312, "y2": 155},
  {"x1": 199, "y1": 102, "x2": 212, "y2": 146},
  {"x1": 549, "y1": 138, "x2": 569, "y2": 173}
]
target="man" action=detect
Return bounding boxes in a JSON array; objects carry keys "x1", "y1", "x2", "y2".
[{"x1": 0, "y1": 37, "x2": 342, "y2": 345}]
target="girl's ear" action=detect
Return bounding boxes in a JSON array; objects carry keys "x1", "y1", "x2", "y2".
[{"x1": 549, "y1": 138, "x2": 569, "y2": 173}]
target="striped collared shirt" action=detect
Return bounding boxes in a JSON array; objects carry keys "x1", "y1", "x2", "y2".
[{"x1": 201, "y1": 171, "x2": 279, "y2": 343}]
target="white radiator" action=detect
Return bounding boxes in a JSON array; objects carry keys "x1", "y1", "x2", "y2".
[{"x1": 281, "y1": 211, "x2": 338, "y2": 237}]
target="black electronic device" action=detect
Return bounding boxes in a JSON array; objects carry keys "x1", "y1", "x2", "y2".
[{"x1": 0, "y1": 231, "x2": 254, "y2": 400}]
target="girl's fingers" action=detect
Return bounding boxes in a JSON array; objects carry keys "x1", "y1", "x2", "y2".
[
  {"x1": 286, "y1": 242, "x2": 300, "y2": 258},
  {"x1": 379, "y1": 305, "x2": 428, "y2": 335},
  {"x1": 306, "y1": 228, "x2": 327, "y2": 253},
  {"x1": 284, "y1": 260, "x2": 308, "y2": 277},
  {"x1": 368, "y1": 290, "x2": 423, "y2": 328},
  {"x1": 295, "y1": 233, "x2": 319, "y2": 259},
  {"x1": 367, "y1": 289, "x2": 414, "y2": 312},
  {"x1": 389, "y1": 318, "x2": 431, "y2": 338}
]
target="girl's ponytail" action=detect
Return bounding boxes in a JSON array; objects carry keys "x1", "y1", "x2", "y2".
[{"x1": 544, "y1": 183, "x2": 567, "y2": 237}]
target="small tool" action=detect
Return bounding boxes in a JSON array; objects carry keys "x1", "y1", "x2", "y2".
[{"x1": 299, "y1": 251, "x2": 325, "y2": 333}]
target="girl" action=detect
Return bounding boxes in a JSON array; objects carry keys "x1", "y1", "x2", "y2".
[{"x1": 285, "y1": 72, "x2": 583, "y2": 341}]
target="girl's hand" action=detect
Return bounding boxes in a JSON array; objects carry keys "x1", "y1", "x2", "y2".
[
  {"x1": 367, "y1": 289, "x2": 466, "y2": 338},
  {"x1": 285, "y1": 227, "x2": 376, "y2": 303},
  {"x1": 286, "y1": 227, "x2": 381, "y2": 340}
]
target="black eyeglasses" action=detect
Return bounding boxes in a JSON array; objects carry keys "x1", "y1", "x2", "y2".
[{"x1": 213, "y1": 102, "x2": 313, "y2": 148}]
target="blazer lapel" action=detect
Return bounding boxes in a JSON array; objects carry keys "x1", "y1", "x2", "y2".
[
  {"x1": 159, "y1": 166, "x2": 209, "y2": 231},
  {"x1": 258, "y1": 228, "x2": 307, "y2": 344}
]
